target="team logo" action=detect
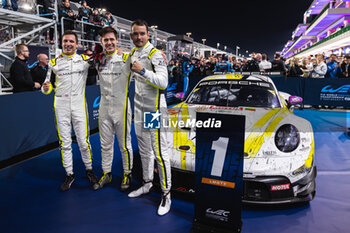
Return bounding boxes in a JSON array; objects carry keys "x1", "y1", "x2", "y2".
[{"x1": 143, "y1": 111, "x2": 161, "y2": 129}]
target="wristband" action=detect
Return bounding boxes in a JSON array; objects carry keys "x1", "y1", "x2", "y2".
[{"x1": 140, "y1": 68, "x2": 146, "y2": 76}]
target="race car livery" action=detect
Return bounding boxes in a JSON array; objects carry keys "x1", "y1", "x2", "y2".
[{"x1": 167, "y1": 73, "x2": 316, "y2": 204}]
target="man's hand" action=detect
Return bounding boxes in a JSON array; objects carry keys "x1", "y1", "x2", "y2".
[
  {"x1": 34, "y1": 82, "x2": 41, "y2": 89},
  {"x1": 131, "y1": 61, "x2": 144, "y2": 74},
  {"x1": 160, "y1": 51, "x2": 168, "y2": 65},
  {"x1": 42, "y1": 81, "x2": 51, "y2": 92}
]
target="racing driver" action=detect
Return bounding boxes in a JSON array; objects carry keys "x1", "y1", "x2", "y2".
[
  {"x1": 42, "y1": 30, "x2": 98, "y2": 191},
  {"x1": 92, "y1": 26, "x2": 134, "y2": 191},
  {"x1": 127, "y1": 19, "x2": 172, "y2": 216}
]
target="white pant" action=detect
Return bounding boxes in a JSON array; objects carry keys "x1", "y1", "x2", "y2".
[{"x1": 54, "y1": 95, "x2": 92, "y2": 174}]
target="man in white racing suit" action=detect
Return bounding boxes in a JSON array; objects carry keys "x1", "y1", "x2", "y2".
[
  {"x1": 93, "y1": 27, "x2": 133, "y2": 191},
  {"x1": 127, "y1": 19, "x2": 172, "y2": 216},
  {"x1": 42, "y1": 30, "x2": 98, "y2": 191}
]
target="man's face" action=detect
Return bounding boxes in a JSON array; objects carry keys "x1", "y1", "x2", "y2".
[
  {"x1": 21, "y1": 46, "x2": 29, "y2": 58},
  {"x1": 331, "y1": 55, "x2": 337, "y2": 62},
  {"x1": 62, "y1": 34, "x2": 77, "y2": 55},
  {"x1": 130, "y1": 25, "x2": 149, "y2": 48},
  {"x1": 39, "y1": 54, "x2": 49, "y2": 66},
  {"x1": 101, "y1": 32, "x2": 118, "y2": 54},
  {"x1": 63, "y1": 0, "x2": 70, "y2": 7}
]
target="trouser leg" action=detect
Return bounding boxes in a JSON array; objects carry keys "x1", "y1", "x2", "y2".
[
  {"x1": 71, "y1": 96, "x2": 92, "y2": 171},
  {"x1": 115, "y1": 106, "x2": 133, "y2": 174},
  {"x1": 54, "y1": 98, "x2": 74, "y2": 175},
  {"x1": 135, "y1": 120, "x2": 154, "y2": 183},
  {"x1": 99, "y1": 105, "x2": 115, "y2": 173}
]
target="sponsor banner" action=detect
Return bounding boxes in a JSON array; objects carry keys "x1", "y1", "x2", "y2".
[
  {"x1": 304, "y1": 79, "x2": 350, "y2": 107},
  {"x1": 192, "y1": 113, "x2": 244, "y2": 233}
]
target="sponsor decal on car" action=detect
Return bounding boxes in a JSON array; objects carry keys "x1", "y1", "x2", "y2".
[
  {"x1": 201, "y1": 177, "x2": 235, "y2": 189},
  {"x1": 271, "y1": 183, "x2": 290, "y2": 191}
]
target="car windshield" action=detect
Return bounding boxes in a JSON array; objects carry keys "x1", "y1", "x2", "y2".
[{"x1": 186, "y1": 80, "x2": 281, "y2": 108}]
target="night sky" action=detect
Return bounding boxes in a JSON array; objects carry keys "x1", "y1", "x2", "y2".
[{"x1": 90, "y1": 0, "x2": 314, "y2": 59}]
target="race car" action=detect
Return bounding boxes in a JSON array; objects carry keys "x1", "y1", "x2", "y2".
[{"x1": 167, "y1": 73, "x2": 316, "y2": 204}]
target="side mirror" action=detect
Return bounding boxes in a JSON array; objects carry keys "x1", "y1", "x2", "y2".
[
  {"x1": 289, "y1": 96, "x2": 303, "y2": 105},
  {"x1": 288, "y1": 96, "x2": 303, "y2": 111}
]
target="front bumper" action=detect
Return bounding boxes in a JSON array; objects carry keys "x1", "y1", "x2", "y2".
[{"x1": 171, "y1": 166, "x2": 317, "y2": 204}]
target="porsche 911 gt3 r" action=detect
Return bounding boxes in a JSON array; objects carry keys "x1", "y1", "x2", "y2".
[{"x1": 167, "y1": 74, "x2": 316, "y2": 204}]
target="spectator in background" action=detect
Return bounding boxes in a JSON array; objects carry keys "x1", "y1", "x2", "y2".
[
  {"x1": 30, "y1": 53, "x2": 49, "y2": 85},
  {"x1": 311, "y1": 54, "x2": 327, "y2": 78},
  {"x1": 2, "y1": 0, "x2": 18, "y2": 11},
  {"x1": 59, "y1": 0, "x2": 76, "y2": 31},
  {"x1": 83, "y1": 48, "x2": 97, "y2": 85},
  {"x1": 10, "y1": 44, "x2": 41, "y2": 93},
  {"x1": 78, "y1": 0, "x2": 91, "y2": 21},
  {"x1": 78, "y1": 0, "x2": 91, "y2": 47},
  {"x1": 271, "y1": 53, "x2": 286, "y2": 75},
  {"x1": 37, "y1": 0, "x2": 54, "y2": 42},
  {"x1": 288, "y1": 58, "x2": 303, "y2": 77},
  {"x1": 301, "y1": 58, "x2": 313, "y2": 77},
  {"x1": 326, "y1": 54, "x2": 340, "y2": 78},
  {"x1": 242, "y1": 53, "x2": 260, "y2": 72},
  {"x1": 259, "y1": 53, "x2": 272, "y2": 72},
  {"x1": 214, "y1": 54, "x2": 233, "y2": 72},
  {"x1": 103, "y1": 12, "x2": 117, "y2": 28},
  {"x1": 88, "y1": 8, "x2": 104, "y2": 46},
  {"x1": 340, "y1": 55, "x2": 350, "y2": 78}
]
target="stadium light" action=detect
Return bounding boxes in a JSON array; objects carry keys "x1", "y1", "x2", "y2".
[
  {"x1": 202, "y1": 39, "x2": 206, "y2": 45},
  {"x1": 186, "y1": 32, "x2": 192, "y2": 37}
]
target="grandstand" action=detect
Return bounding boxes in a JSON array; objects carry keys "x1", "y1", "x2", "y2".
[{"x1": 0, "y1": 0, "x2": 229, "y2": 94}]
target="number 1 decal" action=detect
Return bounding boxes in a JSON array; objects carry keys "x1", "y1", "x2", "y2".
[{"x1": 211, "y1": 137, "x2": 229, "y2": 177}]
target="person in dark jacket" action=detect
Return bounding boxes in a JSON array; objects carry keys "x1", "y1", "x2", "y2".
[
  {"x1": 271, "y1": 53, "x2": 286, "y2": 75},
  {"x1": 30, "y1": 53, "x2": 49, "y2": 85},
  {"x1": 10, "y1": 44, "x2": 41, "y2": 93}
]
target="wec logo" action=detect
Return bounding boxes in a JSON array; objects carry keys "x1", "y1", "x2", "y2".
[
  {"x1": 206, "y1": 208, "x2": 230, "y2": 217},
  {"x1": 321, "y1": 85, "x2": 350, "y2": 94}
]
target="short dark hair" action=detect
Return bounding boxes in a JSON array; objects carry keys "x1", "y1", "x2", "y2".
[
  {"x1": 345, "y1": 55, "x2": 350, "y2": 59},
  {"x1": 62, "y1": 30, "x2": 78, "y2": 43},
  {"x1": 99, "y1": 26, "x2": 118, "y2": 39},
  {"x1": 274, "y1": 53, "x2": 281, "y2": 59},
  {"x1": 131, "y1": 19, "x2": 149, "y2": 32}
]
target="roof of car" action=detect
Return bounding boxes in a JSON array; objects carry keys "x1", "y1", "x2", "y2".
[{"x1": 201, "y1": 73, "x2": 273, "y2": 83}]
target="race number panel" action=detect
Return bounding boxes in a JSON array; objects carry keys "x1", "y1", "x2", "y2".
[{"x1": 192, "y1": 112, "x2": 245, "y2": 233}]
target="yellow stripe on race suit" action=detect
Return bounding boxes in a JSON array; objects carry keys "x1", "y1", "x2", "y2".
[
  {"x1": 144, "y1": 79, "x2": 166, "y2": 90},
  {"x1": 305, "y1": 134, "x2": 314, "y2": 168},
  {"x1": 83, "y1": 92, "x2": 92, "y2": 162},
  {"x1": 148, "y1": 48, "x2": 159, "y2": 59},
  {"x1": 122, "y1": 53, "x2": 129, "y2": 63},
  {"x1": 244, "y1": 108, "x2": 287, "y2": 158},
  {"x1": 50, "y1": 58, "x2": 56, "y2": 67},
  {"x1": 81, "y1": 54, "x2": 88, "y2": 61},
  {"x1": 122, "y1": 73, "x2": 131, "y2": 170},
  {"x1": 155, "y1": 89, "x2": 167, "y2": 190},
  {"x1": 53, "y1": 96, "x2": 65, "y2": 167}
]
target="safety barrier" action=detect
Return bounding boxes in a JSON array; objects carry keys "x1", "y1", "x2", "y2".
[{"x1": 0, "y1": 85, "x2": 100, "y2": 163}]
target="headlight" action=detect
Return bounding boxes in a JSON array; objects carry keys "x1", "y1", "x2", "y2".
[{"x1": 274, "y1": 124, "x2": 300, "y2": 152}]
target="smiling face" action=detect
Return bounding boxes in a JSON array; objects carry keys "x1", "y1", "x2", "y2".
[
  {"x1": 62, "y1": 34, "x2": 78, "y2": 56},
  {"x1": 100, "y1": 32, "x2": 118, "y2": 54},
  {"x1": 130, "y1": 24, "x2": 150, "y2": 48}
]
